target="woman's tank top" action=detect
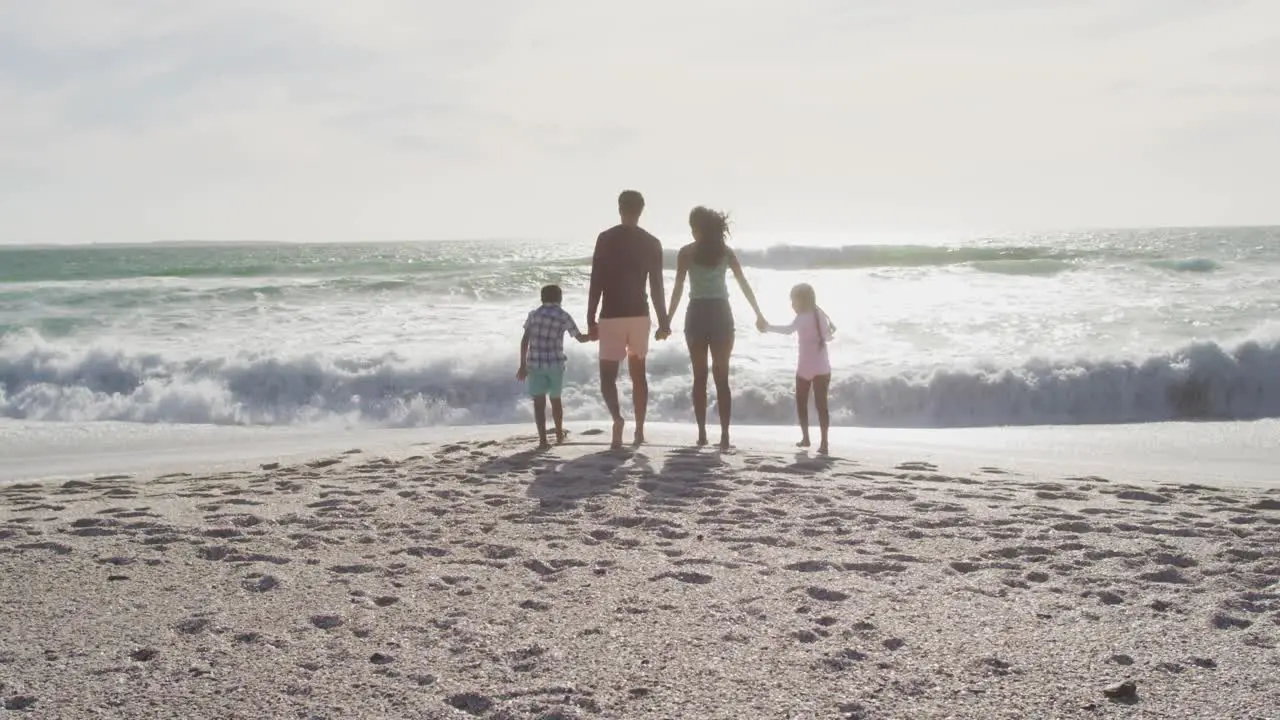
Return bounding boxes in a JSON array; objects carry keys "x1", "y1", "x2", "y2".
[{"x1": 688, "y1": 257, "x2": 729, "y2": 300}]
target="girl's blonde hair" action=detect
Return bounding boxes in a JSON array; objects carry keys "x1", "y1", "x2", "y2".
[{"x1": 790, "y1": 283, "x2": 835, "y2": 348}]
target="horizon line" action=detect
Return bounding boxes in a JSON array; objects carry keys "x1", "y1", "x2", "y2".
[{"x1": 1, "y1": 223, "x2": 1277, "y2": 250}]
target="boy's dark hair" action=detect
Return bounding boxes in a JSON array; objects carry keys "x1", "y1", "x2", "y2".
[
  {"x1": 540, "y1": 284, "x2": 563, "y2": 304},
  {"x1": 618, "y1": 190, "x2": 645, "y2": 216}
]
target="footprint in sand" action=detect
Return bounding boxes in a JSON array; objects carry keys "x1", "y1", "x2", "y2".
[
  {"x1": 793, "y1": 629, "x2": 821, "y2": 644},
  {"x1": 330, "y1": 564, "x2": 378, "y2": 574},
  {"x1": 402, "y1": 546, "x2": 450, "y2": 558},
  {"x1": 17, "y1": 542, "x2": 72, "y2": 555},
  {"x1": 843, "y1": 562, "x2": 908, "y2": 575},
  {"x1": 1112, "y1": 489, "x2": 1172, "y2": 504},
  {"x1": 174, "y1": 617, "x2": 212, "y2": 635},
  {"x1": 309, "y1": 614, "x2": 344, "y2": 630},
  {"x1": 820, "y1": 649, "x2": 869, "y2": 671},
  {"x1": 1093, "y1": 590, "x2": 1126, "y2": 606},
  {"x1": 895, "y1": 462, "x2": 937, "y2": 472},
  {"x1": 1211, "y1": 613, "x2": 1252, "y2": 630},
  {"x1": 650, "y1": 571, "x2": 714, "y2": 585},
  {"x1": 446, "y1": 693, "x2": 494, "y2": 715},
  {"x1": 1139, "y1": 568, "x2": 1192, "y2": 584},
  {"x1": 806, "y1": 587, "x2": 850, "y2": 602},
  {"x1": 479, "y1": 544, "x2": 519, "y2": 560},
  {"x1": 785, "y1": 560, "x2": 835, "y2": 573},
  {"x1": 242, "y1": 574, "x2": 280, "y2": 592}
]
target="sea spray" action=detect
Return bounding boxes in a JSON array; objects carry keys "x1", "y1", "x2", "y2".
[{"x1": 3, "y1": 332, "x2": 1278, "y2": 428}]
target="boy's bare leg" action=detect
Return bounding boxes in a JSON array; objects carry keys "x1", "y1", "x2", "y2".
[
  {"x1": 628, "y1": 356, "x2": 648, "y2": 445},
  {"x1": 551, "y1": 397, "x2": 566, "y2": 443},
  {"x1": 533, "y1": 395, "x2": 551, "y2": 450},
  {"x1": 599, "y1": 359, "x2": 625, "y2": 449}
]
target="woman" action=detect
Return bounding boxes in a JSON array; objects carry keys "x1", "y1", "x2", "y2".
[{"x1": 666, "y1": 206, "x2": 767, "y2": 448}]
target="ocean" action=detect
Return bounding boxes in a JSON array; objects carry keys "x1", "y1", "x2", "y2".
[{"x1": 1, "y1": 227, "x2": 1278, "y2": 430}]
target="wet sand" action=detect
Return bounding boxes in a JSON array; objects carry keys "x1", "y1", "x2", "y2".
[{"x1": 1, "y1": 432, "x2": 1278, "y2": 718}]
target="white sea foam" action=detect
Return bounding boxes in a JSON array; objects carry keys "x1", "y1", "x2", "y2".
[
  {"x1": 3, "y1": 329, "x2": 1278, "y2": 428},
  {"x1": 3, "y1": 230, "x2": 1280, "y2": 430}
]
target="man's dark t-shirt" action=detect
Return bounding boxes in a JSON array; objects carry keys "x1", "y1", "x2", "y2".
[{"x1": 587, "y1": 224, "x2": 669, "y2": 329}]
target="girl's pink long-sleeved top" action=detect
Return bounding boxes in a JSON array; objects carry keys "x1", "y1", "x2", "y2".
[{"x1": 765, "y1": 310, "x2": 833, "y2": 380}]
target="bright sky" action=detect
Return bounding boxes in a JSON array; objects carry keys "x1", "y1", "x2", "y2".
[{"x1": 2, "y1": 1, "x2": 1278, "y2": 244}]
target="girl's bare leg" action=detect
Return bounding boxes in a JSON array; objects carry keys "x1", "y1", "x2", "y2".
[
  {"x1": 813, "y1": 374, "x2": 831, "y2": 454},
  {"x1": 795, "y1": 376, "x2": 812, "y2": 447}
]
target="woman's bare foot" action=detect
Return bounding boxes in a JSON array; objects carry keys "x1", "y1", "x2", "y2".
[
  {"x1": 556, "y1": 429, "x2": 569, "y2": 445},
  {"x1": 696, "y1": 431, "x2": 708, "y2": 446},
  {"x1": 632, "y1": 429, "x2": 645, "y2": 446},
  {"x1": 718, "y1": 433, "x2": 732, "y2": 451},
  {"x1": 536, "y1": 441, "x2": 552, "y2": 451},
  {"x1": 817, "y1": 443, "x2": 829, "y2": 455},
  {"x1": 796, "y1": 438, "x2": 811, "y2": 448},
  {"x1": 610, "y1": 418, "x2": 625, "y2": 450}
]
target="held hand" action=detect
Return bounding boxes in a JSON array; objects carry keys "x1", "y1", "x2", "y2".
[
  {"x1": 575, "y1": 333, "x2": 591, "y2": 344},
  {"x1": 586, "y1": 324, "x2": 599, "y2": 342},
  {"x1": 516, "y1": 366, "x2": 528, "y2": 381},
  {"x1": 755, "y1": 317, "x2": 769, "y2": 333},
  {"x1": 654, "y1": 327, "x2": 672, "y2": 341}
]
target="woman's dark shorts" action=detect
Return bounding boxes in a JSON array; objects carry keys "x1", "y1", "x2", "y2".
[{"x1": 684, "y1": 298, "x2": 735, "y2": 344}]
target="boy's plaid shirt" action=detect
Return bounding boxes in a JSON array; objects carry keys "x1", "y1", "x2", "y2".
[{"x1": 524, "y1": 304, "x2": 580, "y2": 367}]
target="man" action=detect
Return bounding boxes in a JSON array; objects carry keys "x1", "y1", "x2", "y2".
[{"x1": 587, "y1": 189, "x2": 671, "y2": 449}]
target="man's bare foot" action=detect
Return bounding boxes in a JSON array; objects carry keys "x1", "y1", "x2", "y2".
[
  {"x1": 817, "y1": 443, "x2": 829, "y2": 455},
  {"x1": 610, "y1": 418, "x2": 625, "y2": 450},
  {"x1": 718, "y1": 434, "x2": 732, "y2": 451},
  {"x1": 536, "y1": 441, "x2": 552, "y2": 451},
  {"x1": 632, "y1": 429, "x2": 645, "y2": 446},
  {"x1": 556, "y1": 429, "x2": 569, "y2": 445},
  {"x1": 696, "y1": 432, "x2": 708, "y2": 447},
  {"x1": 796, "y1": 438, "x2": 811, "y2": 448}
]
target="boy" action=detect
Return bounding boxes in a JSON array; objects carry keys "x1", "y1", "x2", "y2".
[{"x1": 517, "y1": 284, "x2": 589, "y2": 449}]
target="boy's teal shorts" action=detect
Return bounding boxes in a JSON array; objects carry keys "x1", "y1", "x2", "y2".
[{"x1": 526, "y1": 364, "x2": 566, "y2": 398}]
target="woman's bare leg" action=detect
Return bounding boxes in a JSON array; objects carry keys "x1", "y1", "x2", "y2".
[
  {"x1": 709, "y1": 335, "x2": 735, "y2": 449},
  {"x1": 686, "y1": 335, "x2": 711, "y2": 446}
]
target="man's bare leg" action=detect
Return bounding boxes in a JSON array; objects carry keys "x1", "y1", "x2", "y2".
[
  {"x1": 628, "y1": 355, "x2": 648, "y2": 445},
  {"x1": 599, "y1": 359, "x2": 625, "y2": 449}
]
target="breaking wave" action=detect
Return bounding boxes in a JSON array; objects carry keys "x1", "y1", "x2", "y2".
[{"x1": 2, "y1": 332, "x2": 1277, "y2": 429}]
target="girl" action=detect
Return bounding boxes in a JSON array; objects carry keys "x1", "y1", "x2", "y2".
[
  {"x1": 763, "y1": 283, "x2": 835, "y2": 454},
  {"x1": 666, "y1": 206, "x2": 767, "y2": 449}
]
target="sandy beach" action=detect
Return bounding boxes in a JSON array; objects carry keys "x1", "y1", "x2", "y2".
[{"x1": 1, "y1": 428, "x2": 1278, "y2": 719}]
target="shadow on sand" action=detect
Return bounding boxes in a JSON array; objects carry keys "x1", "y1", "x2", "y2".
[
  {"x1": 787, "y1": 451, "x2": 839, "y2": 474},
  {"x1": 635, "y1": 446, "x2": 733, "y2": 506},
  {"x1": 525, "y1": 447, "x2": 635, "y2": 511}
]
